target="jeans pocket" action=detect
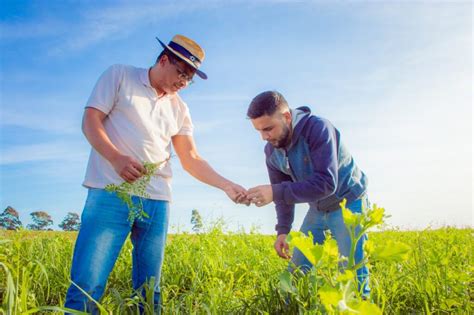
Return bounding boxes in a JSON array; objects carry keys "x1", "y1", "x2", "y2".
[{"x1": 82, "y1": 188, "x2": 128, "y2": 224}]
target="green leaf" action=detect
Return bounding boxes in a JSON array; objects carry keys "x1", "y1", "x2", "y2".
[
  {"x1": 310, "y1": 244, "x2": 324, "y2": 265},
  {"x1": 279, "y1": 270, "x2": 294, "y2": 293},
  {"x1": 336, "y1": 270, "x2": 355, "y2": 283},
  {"x1": 362, "y1": 204, "x2": 385, "y2": 229},
  {"x1": 318, "y1": 285, "x2": 342, "y2": 311},
  {"x1": 341, "y1": 199, "x2": 363, "y2": 228},
  {"x1": 368, "y1": 206, "x2": 384, "y2": 225},
  {"x1": 372, "y1": 240, "x2": 411, "y2": 262},
  {"x1": 442, "y1": 298, "x2": 460, "y2": 309},
  {"x1": 342, "y1": 206, "x2": 358, "y2": 227},
  {"x1": 323, "y1": 238, "x2": 339, "y2": 260},
  {"x1": 288, "y1": 231, "x2": 317, "y2": 265},
  {"x1": 364, "y1": 239, "x2": 375, "y2": 255},
  {"x1": 350, "y1": 300, "x2": 382, "y2": 315}
]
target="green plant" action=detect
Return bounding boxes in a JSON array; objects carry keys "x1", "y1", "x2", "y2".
[
  {"x1": 105, "y1": 158, "x2": 169, "y2": 224},
  {"x1": 1, "y1": 223, "x2": 472, "y2": 313},
  {"x1": 281, "y1": 200, "x2": 411, "y2": 314}
]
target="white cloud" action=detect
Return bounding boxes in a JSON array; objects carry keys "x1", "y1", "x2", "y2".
[{"x1": 1, "y1": 2, "x2": 212, "y2": 55}]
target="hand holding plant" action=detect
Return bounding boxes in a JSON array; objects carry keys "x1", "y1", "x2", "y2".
[{"x1": 105, "y1": 157, "x2": 170, "y2": 224}]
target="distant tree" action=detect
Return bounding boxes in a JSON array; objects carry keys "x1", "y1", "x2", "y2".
[
  {"x1": 0, "y1": 206, "x2": 23, "y2": 230},
  {"x1": 27, "y1": 211, "x2": 53, "y2": 230},
  {"x1": 191, "y1": 209, "x2": 203, "y2": 233},
  {"x1": 59, "y1": 212, "x2": 81, "y2": 231}
]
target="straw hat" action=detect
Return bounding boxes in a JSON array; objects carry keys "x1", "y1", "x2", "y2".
[{"x1": 156, "y1": 34, "x2": 207, "y2": 79}]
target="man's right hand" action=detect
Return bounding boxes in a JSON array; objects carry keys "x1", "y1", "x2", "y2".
[
  {"x1": 274, "y1": 234, "x2": 291, "y2": 259},
  {"x1": 82, "y1": 108, "x2": 145, "y2": 184},
  {"x1": 111, "y1": 154, "x2": 146, "y2": 183}
]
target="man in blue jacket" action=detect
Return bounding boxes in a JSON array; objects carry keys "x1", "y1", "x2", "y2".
[{"x1": 246, "y1": 90, "x2": 370, "y2": 296}]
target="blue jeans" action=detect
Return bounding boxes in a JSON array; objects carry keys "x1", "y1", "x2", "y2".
[
  {"x1": 290, "y1": 197, "x2": 370, "y2": 296},
  {"x1": 65, "y1": 188, "x2": 169, "y2": 313}
]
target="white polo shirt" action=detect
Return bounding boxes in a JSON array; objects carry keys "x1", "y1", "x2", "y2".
[{"x1": 82, "y1": 64, "x2": 194, "y2": 201}]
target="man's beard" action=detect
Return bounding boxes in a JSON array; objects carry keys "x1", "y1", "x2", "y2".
[{"x1": 271, "y1": 124, "x2": 292, "y2": 148}]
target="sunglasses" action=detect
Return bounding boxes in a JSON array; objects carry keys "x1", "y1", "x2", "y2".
[{"x1": 168, "y1": 57, "x2": 194, "y2": 85}]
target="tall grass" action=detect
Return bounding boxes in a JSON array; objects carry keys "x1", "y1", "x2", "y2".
[{"x1": 1, "y1": 226, "x2": 472, "y2": 314}]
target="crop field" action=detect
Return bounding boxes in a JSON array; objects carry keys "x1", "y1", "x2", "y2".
[{"x1": 0, "y1": 225, "x2": 472, "y2": 314}]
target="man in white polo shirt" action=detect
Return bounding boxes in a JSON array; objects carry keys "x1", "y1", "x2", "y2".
[{"x1": 65, "y1": 34, "x2": 248, "y2": 313}]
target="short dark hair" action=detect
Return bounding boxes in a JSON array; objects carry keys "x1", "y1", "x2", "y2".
[{"x1": 247, "y1": 91, "x2": 289, "y2": 119}]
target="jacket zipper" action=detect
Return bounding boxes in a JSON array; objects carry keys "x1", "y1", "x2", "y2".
[{"x1": 284, "y1": 149, "x2": 297, "y2": 181}]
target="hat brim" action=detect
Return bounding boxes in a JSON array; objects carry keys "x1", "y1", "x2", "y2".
[{"x1": 156, "y1": 37, "x2": 207, "y2": 80}]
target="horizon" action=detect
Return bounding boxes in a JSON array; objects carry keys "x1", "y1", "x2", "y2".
[{"x1": 1, "y1": 1, "x2": 472, "y2": 234}]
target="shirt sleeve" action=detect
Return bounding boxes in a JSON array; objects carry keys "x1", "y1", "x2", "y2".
[
  {"x1": 85, "y1": 64, "x2": 123, "y2": 115},
  {"x1": 265, "y1": 146, "x2": 295, "y2": 235},
  {"x1": 176, "y1": 103, "x2": 194, "y2": 136}
]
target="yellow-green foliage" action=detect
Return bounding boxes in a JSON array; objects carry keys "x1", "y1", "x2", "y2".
[
  {"x1": 0, "y1": 227, "x2": 472, "y2": 314},
  {"x1": 105, "y1": 161, "x2": 160, "y2": 224}
]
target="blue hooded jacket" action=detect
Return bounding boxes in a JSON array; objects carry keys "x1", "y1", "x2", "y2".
[{"x1": 265, "y1": 106, "x2": 368, "y2": 235}]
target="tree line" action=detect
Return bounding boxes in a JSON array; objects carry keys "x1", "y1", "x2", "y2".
[
  {"x1": 2, "y1": 206, "x2": 204, "y2": 233},
  {"x1": 0, "y1": 206, "x2": 81, "y2": 231}
]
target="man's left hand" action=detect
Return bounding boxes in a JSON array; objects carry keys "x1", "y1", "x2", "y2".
[
  {"x1": 247, "y1": 185, "x2": 273, "y2": 207},
  {"x1": 223, "y1": 183, "x2": 250, "y2": 205}
]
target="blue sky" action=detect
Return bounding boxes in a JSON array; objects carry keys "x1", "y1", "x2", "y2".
[{"x1": 0, "y1": 1, "x2": 472, "y2": 233}]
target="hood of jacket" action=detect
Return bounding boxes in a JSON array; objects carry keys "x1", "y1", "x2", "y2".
[{"x1": 286, "y1": 106, "x2": 312, "y2": 150}]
